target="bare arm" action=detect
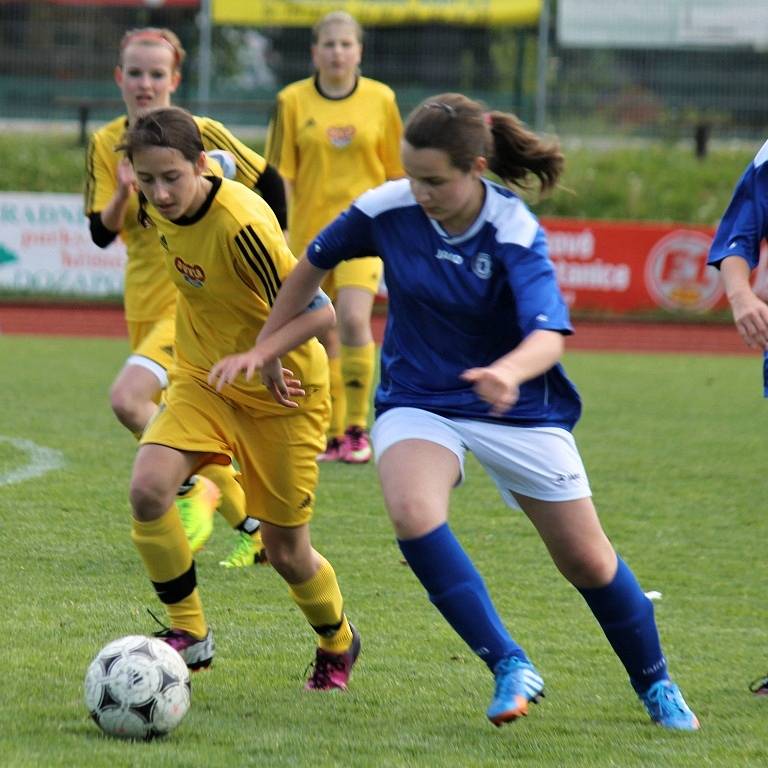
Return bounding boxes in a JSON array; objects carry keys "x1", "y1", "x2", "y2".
[
  {"x1": 98, "y1": 158, "x2": 136, "y2": 233},
  {"x1": 720, "y1": 255, "x2": 768, "y2": 349},
  {"x1": 460, "y1": 329, "x2": 565, "y2": 415}
]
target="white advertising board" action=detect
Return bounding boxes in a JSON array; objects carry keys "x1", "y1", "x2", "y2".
[
  {"x1": 558, "y1": 0, "x2": 768, "y2": 50},
  {"x1": 0, "y1": 192, "x2": 126, "y2": 297}
]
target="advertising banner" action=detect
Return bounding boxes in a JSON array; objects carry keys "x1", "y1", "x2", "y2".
[
  {"x1": 0, "y1": 193, "x2": 126, "y2": 298},
  {"x1": 212, "y1": 0, "x2": 541, "y2": 26},
  {"x1": 1, "y1": 191, "x2": 760, "y2": 316},
  {"x1": 541, "y1": 217, "x2": 740, "y2": 314}
]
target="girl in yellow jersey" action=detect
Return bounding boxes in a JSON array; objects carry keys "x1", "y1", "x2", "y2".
[
  {"x1": 119, "y1": 106, "x2": 360, "y2": 687},
  {"x1": 266, "y1": 11, "x2": 403, "y2": 464},
  {"x1": 85, "y1": 28, "x2": 287, "y2": 567}
]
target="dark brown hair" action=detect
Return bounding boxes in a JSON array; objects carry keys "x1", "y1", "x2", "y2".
[
  {"x1": 117, "y1": 107, "x2": 203, "y2": 226},
  {"x1": 404, "y1": 93, "x2": 563, "y2": 195},
  {"x1": 119, "y1": 27, "x2": 186, "y2": 69}
]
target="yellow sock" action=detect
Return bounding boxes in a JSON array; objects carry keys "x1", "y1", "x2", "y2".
[
  {"x1": 288, "y1": 555, "x2": 352, "y2": 652},
  {"x1": 341, "y1": 341, "x2": 375, "y2": 429},
  {"x1": 131, "y1": 508, "x2": 207, "y2": 638},
  {"x1": 327, "y1": 355, "x2": 346, "y2": 439},
  {"x1": 197, "y1": 462, "x2": 246, "y2": 528}
]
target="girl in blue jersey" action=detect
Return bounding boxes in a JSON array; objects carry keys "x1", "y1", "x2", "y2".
[
  {"x1": 708, "y1": 139, "x2": 768, "y2": 695},
  {"x1": 210, "y1": 93, "x2": 699, "y2": 730}
]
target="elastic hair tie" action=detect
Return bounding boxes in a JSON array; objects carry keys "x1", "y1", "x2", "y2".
[
  {"x1": 484, "y1": 112, "x2": 493, "y2": 126},
  {"x1": 424, "y1": 101, "x2": 457, "y2": 116}
]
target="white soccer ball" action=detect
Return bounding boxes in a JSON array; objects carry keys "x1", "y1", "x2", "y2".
[{"x1": 84, "y1": 635, "x2": 190, "y2": 740}]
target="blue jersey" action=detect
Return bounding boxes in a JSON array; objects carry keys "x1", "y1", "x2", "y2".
[
  {"x1": 308, "y1": 177, "x2": 582, "y2": 430},
  {"x1": 709, "y1": 139, "x2": 768, "y2": 269}
]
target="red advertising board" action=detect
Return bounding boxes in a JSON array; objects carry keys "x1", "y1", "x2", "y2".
[{"x1": 539, "y1": 217, "x2": 764, "y2": 315}]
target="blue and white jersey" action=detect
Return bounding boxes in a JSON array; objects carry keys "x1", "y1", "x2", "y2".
[
  {"x1": 709, "y1": 139, "x2": 768, "y2": 269},
  {"x1": 309, "y1": 177, "x2": 582, "y2": 430}
]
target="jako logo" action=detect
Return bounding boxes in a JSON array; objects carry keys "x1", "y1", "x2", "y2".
[
  {"x1": 435, "y1": 248, "x2": 463, "y2": 264},
  {"x1": 174, "y1": 257, "x2": 205, "y2": 288}
]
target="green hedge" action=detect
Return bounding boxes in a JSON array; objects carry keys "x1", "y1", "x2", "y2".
[{"x1": 1, "y1": 131, "x2": 756, "y2": 225}]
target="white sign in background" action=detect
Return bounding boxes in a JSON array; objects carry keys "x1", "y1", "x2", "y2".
[
  {"x1": 0, "y1": 192, "x2": 126, "y2": 297},
  {"x1": 558, "y1": 0, "x2": 768, "y2": 50}
]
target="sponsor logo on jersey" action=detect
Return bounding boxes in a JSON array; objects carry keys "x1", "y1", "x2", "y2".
[
  {"x1": 435, "y1": 248, "x2": 463, "y2": 265},
  {"x1": 472, "y1": 252, "x2": 493, "y2": 279},
  {"x1": 327, "y1": 125, "x2": 355, "y2": 148},
  {"x1": 644, "y1": 230, "x2": 722, "y2": 311},
  {"x1": 159, "y1": 234, "x2": 169, "y2": 251},
  {"x1": 174, "y1": 256, "x2": 206, "y2": 288}
]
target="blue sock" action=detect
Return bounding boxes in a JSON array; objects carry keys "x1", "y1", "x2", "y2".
[
  {"x1": 398, "y1": 523, "x2": 525, "y2": 671},
  {"x1": 577, "y1": 556, "x2": 667, "y2": 693}
]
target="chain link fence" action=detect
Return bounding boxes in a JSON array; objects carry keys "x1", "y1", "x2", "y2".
[{"x1": 1, "y1": 1, "x2": 766, "y2": 145}]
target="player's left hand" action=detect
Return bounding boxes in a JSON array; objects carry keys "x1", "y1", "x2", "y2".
[
  {"x1": 460, "y1": 366, "x2": 520, "y2": 416},
  {"x1": 208, "y1": 349, "x2": 266, "y2": 390},
  {"x1": 260, "y1": 357, "x2": 305, "y2": 408}
]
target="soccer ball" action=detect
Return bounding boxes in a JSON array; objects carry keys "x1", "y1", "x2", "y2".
[{"x1": 84, "y1": 635, "x2": 191, "y2": 740}]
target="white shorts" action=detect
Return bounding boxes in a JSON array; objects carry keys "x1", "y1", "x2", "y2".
[{"x1": 371, "y1": 407, "x2": 592, "y2": 510}]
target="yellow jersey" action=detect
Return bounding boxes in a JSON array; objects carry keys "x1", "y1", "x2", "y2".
[
  {"x1": 266, "y1": 75, "x2": 403, "y2": 259},
  {"x1": 85, "y1": 115, "x2": 268, "y2": 323},
  {"x1": 147, "y1": 176, "x2": 327, "y2": 411}
]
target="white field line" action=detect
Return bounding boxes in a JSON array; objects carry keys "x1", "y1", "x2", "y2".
[{"x1": 0, "y1": 436, "x2": 64, "y2": 486}]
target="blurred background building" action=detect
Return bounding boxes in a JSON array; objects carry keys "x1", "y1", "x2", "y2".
[{"x1": 1, "y1": 0, "x2": 766, "y2": 145}]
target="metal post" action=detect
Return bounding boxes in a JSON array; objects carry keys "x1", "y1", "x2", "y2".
[
  {"x1": 197, "y1": 0, "x2": 212, "y2": 113},
  {"x1": 535, "y1": 0, "x2": 550, "y2": 133}
]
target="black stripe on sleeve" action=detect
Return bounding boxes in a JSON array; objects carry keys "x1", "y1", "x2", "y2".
[
  {"x1": 234, "y1": 224, "x2": 282, "y2": 305},
  {"x1": 265, "y1": 102, "x2": 283, "y2": 167},
  {"x1": 201, "y1": 122, "x2": 261, "y2": 186},
  {"x1": 84, "y1": 139, "x2": 97, "y2": 212}
]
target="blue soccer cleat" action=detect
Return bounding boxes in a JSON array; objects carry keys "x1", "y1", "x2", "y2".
[
  {"x1": 639, "y1": 679, "x2": 700, "y2": 731},
  {"x1": 487, "y1": 656, "x2": 545, "y2": 726}
]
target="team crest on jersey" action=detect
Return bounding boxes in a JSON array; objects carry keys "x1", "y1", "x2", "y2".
[
  {"x1": 159, "y1": 234, "x2": 169, "y2": 251},
  {"x1": 472, "y1": 252, "x2": 493, "y2": 280},
  {"x1": 174, "y1": 256, "x2": 206, "y2": 288},
  {"x1": 327, "y1": 125, "x2": 355, "y2": 148}
]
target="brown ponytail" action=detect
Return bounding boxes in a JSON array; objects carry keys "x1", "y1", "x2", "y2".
[{"x1": 404, "y1": 93, "x2": 563, "y2": 195}]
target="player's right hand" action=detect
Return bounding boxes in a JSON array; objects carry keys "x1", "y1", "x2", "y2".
[
  {"x1": 117, "y1": 158, "x2": 138, "y2": 194},
  {"x1": 731, "y1": 289, "x2": 768, "y2": 349}
]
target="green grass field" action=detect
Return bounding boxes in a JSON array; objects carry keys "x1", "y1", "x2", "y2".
[{"x1": 1, "y1": 335, "x2": 767, "y2": 767}]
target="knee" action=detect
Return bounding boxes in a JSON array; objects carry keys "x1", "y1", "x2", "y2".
[
  {"x1": 110, "y1": 380, "x2": 142, "y2": 430},
  {"x1": 559, "y1": 546, "x2": 618, "y2": 589},
  {"x1": 387, "y1": 496, "x2": 440, "y2": 540},
  {"x1": 337, "y1": 310, "x2": 370, "y2": 346},
  {"x1": 129, "y1": 472, "x2": 174, "y2": 521}
]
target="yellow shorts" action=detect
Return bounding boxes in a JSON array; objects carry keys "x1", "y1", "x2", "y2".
[
  {"x1": 141, "y1": 373, "x2": 330, "y2": 527},
  {"x1": 322, "y1": 256, "x2": 382, "y2": 301},
  {"x1": 127, "y1": 316, "x2": 176, "y2": 372}
]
